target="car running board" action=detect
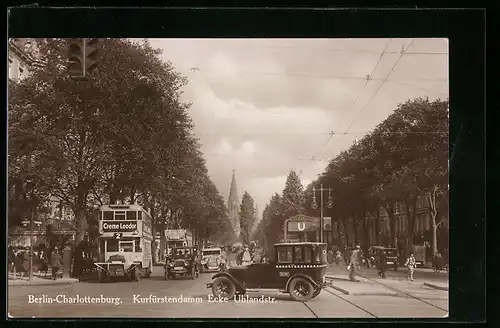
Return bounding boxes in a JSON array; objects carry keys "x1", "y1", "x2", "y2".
[{"x1": 245, "y1": 288, "x2": 287, "y2": 294}]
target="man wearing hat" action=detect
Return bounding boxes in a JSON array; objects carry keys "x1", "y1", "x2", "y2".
[
  {"x1": 51, "y1": 247, "x2": 62, "y2": 280},
  {"x1": 348, "y1": 245, "x2": 361, "y2": 282}
]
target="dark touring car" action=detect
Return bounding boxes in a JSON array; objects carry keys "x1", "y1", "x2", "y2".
[
  {"x1": 164, "y1": 246, "x2": 200, "y2": 280},
  {"x1": 206, "y1": 242, "x2": 328, "y2": 302}
]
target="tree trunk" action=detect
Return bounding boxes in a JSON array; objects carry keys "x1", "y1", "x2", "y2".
[
  {"x1": 341, "y1": 218, "x2": 349, "y2": 246},
  {"x1": 351, "y1": 212, "x2": 359, "y2": 245},
  {"x1": 335, "y1": 220, "x2": 343, "y2": 244},
  {"x1": 374, "y1": 208, "x2": 381, "y2": 245},
  {"x1": 427, "y1": 186, "x2": 443, "y2": 255},
  {"x1": 384, "y1": 202, "x2": 397, "y2": 247},
  {"x1": 404, "y1": 198, "x2": 417, "y2": 250},
  {"x1": 361, "y1": 210, "x2": 370, "y2": 248}
]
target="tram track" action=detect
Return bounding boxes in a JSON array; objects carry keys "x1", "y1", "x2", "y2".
[
  {"x1": 321, "y1": 286, "x2": 379, "y2": 318},
  {"x1": 359, "y1": 274, "x2": 448, "y2": 313}
]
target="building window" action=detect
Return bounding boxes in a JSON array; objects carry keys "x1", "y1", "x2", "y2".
[{"x1": 417, "y1": 197, "x2": 423, "y2": 209}]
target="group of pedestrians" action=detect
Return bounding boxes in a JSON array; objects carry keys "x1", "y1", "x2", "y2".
[{"x1": 8, "y1": 246, "x2": 63, "y2": 280}]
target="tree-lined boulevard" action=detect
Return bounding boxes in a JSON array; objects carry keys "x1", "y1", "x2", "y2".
[{"x1": 9, "y1": 38, "x2": 449, "y2": 318}]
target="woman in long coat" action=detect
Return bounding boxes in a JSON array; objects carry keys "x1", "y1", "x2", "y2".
[{"x1": 242, "y1": 247, "x2": 252, "y2": 266}]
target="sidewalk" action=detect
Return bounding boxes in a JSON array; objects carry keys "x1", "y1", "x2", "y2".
[
  {"x1": 325, "y1": 264, "x2": 448, "y2": 295},
  {"x1": 8, "y1": 273, "x2": 78, "y2": 287}
]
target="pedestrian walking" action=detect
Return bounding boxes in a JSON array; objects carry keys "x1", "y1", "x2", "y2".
[
  {"x1": 405, "y1": 252, "x2": 417, "y2": 281},
  {"x1": 348, "y1": 245, "x2": 361, "y2": 282},
  {"x1": 22, "y1": 249, "x2": 30, "y2": 277},
  {"x1": 8, "y1": 248, "x2": 15, "y2": 273},
  {"x1": 378, "y1": 250, "x2": 387, "y2": 278},
  {"x1": 242, "y1": 246, "x2": 252, "y2": 266},
  {"x1": 51, "y1": 247, "x2": 62, "y2": 280},
  {"x1": 16, "y1": 251, "x2": 25, "y2": 276},
  {"x1": 335, "y1": 250, "x2": 342, "y2": 265}
]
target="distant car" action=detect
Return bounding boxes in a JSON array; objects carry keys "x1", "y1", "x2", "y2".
[
  {"x1": 368, "y1": 246, "x2": 399, "y2": 271},
  {"x1": 206, "y1": 242, "x2": 329, "y2": 302},
  {"x1": 201, "y1": 247, "x2": 224, "y2": 273}
]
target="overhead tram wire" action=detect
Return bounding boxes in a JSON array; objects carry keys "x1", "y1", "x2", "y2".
[
  {"x1": 305, "y1": 39, "x2": 393, "y2": 169},
  {"x1": 328, "y1": 39, "x2": 415, "y2": 150}
]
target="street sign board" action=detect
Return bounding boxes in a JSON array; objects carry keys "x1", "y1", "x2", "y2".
[
  {"x1": 102, "y1": 220, "x2": 137, "y2": 232},
  {"x1": 287, "y1": 221, "x2": 319, "y2": 232}
]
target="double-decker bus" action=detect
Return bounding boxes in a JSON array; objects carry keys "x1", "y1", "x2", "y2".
[{"x1": 94, "y1": 204, "x2": 153, "y2": 282}]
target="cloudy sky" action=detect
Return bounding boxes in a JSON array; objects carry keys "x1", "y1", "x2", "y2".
[{"x1": 147, "y1": 38, "x2": 449, "y2": 221}]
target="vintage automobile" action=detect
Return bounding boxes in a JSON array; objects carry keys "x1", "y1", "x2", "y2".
[
  {"x1": 368, "y1": 246, "x2": 399, "y2": 271},
  {"x1": 164, "y1": 246, "x2": 200, "y2": 280},
  {"x1": 200, "y1": 247, "x2": 225, "y2": 273},
  {"x1": 206, "y1": 242, "x2": 329, "y2": 302}
]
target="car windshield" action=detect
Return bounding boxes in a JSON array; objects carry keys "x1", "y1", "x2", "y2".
[
  {"x1": 385, "y1": 250, "x2": 397, "y2": 256},
  {"x1": 202, "y1": 250, "x2": 220, "y2": 256}
]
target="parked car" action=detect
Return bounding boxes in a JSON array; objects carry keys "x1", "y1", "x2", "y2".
[
  {"x1": 206, "y1": 242, "x2": 329, "y2": 302},
  {"x1": 201, "y1": 247, "x2": 224, "y2": 273},
  {"x1": 368, "y1": 246, "x2": 399, "y2": 271},
  {"x1": 164, "y1": 246, "x2": 200, "y2": 280}
]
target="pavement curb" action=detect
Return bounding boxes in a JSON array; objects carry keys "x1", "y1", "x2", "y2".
[
  {"x1": 327, "y1": 285, "x2": 350, "y2": 295},
  {"x1": 8, "y1": 279, "x2": 79, "y2": 287},
  {"x1": 423, "y1": 282, "x2": 449, "y2": 291},
  {"x1": 325, "y1": 274, "x2": 352, "y2": 282}
]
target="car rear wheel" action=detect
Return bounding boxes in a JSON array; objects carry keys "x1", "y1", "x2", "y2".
[
  {"x1": 288, "y1": 278, "x2": 315, "y2": 302},
  {"x1": 212, "y1": 276, "x2": 236, "y2": 300}
]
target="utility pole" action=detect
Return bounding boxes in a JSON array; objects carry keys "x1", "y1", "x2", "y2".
[{"x1": 311, "y1": 184, "x2": 333, "y2": 243}]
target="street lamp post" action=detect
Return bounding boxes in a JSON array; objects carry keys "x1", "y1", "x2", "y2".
[
  {"x1": 311, "y1": 184, "x2": 333, "y2": 243},
  {"x1": 21, "y1": 208, "x2": 42, "y2": 281}
]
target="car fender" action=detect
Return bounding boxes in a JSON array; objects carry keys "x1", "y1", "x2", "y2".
[
  {"x1": 285, "y1": 273, "x2": 320, "y2": 291},
  {"x1": 212, "y1": 272, "x2": 246, "y2": 292}
]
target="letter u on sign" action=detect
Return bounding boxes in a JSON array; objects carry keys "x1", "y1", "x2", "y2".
[{"x1": 298, "y1": 222, "x2": 305, "y2": 231}]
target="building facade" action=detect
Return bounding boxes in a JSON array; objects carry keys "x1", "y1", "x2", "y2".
[
  {"x1": 331, "y1": 194, "x2": 449, "y2": 252},
  {"x1": 8, "y1": 38, "x2": 42, "y2": 82},
  {"x1": 228, "y1": 169, "x2": 240, "y2": 238}
]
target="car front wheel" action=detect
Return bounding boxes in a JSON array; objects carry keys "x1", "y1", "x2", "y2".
[
  {"x1": 288, "y1": 278, "x2": 315, "y2": 302},
  {"x1": 212, "y1": 276, "x2": 236, "y2": 300}
]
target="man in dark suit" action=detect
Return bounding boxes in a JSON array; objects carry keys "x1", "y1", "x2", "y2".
[{"x1": 378, "y1": 250, "x2": 387, "y2": 278}]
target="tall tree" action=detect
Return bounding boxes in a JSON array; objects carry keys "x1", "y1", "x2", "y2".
[
  {"x1": 239, "y1": 192, "x2": 256, "y2": 245},
  {"x1": 282, "y1": 170, "x2": 305, "y2": 217}
]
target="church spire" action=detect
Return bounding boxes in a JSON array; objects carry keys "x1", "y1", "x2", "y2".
[{"x1": 228, "y1": 169, "x2": 240, "y2": 238}]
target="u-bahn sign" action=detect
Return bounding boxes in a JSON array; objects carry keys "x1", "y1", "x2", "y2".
[
  {"x1": 287, "y1": 221, "x2": 319, "y2": 232},
  {"x1": 285, "y1": 215, "x2": 319, "y2": 232}
]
